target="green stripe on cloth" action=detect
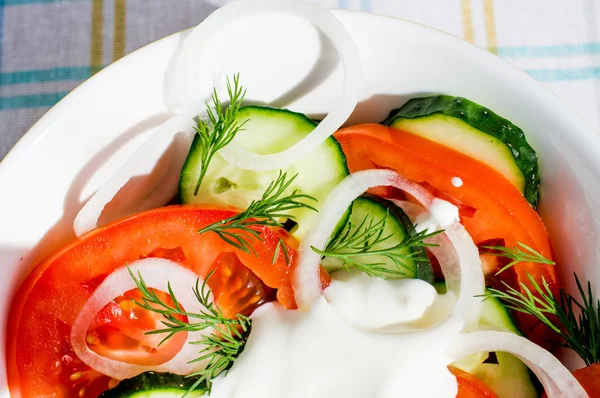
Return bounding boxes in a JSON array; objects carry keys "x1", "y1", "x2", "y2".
[
  {"x1": 461, "y1": 0, "x2": 474, "y2": 43},
  {"x1": 0, "y1": 67, "x2": 91, "y2": 85},
  {"x1": 483, "y1": 0, "x2": 498, "y2": 54},
  {"x1": 0, "y1": 92, "x2": 68, "y2": 110},
  {"x1": 113, "y1": 0, "x2": 126, "y2": 61},
  {"x1": 499, "y1": 43, "x2": 600, "y2": 58},
  {"x1": 91, "y1": 0, "x2": 104, "y2": 74},
  {"x1": 526, "y1": 67, "x2": 600, "y2": 82}
]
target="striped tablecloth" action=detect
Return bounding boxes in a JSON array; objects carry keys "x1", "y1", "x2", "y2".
[{"x1": 1, "y1": 0, "x2": 599, "y2": 160}]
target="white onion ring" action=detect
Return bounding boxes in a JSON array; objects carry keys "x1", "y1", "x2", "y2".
[
  {"x1": 393, "y1": 199, "x2": 484, "y2": 331},
  {"x1": 389, "y1": 199, "x2": 425, "y2": 220},
  {"x1": 449, "y1": 331, "x2": 588, "y2": 398},
  {"x1": 74, "y1": 116, "x2": 195, "y2": 236},
  {"x1": 293, "y1": 169, "x2": 434, "y2": 309},
  {"x1": 70, "y1": 258, "x2": 212, "y2": 380},
  {"x1": 434, "y1": 223, "x2": 483, "y2": 330},
  {"x1": 293, "y1": 167, "x2": 484, "y2": 328},
  {"x1": 175, "y1": 0, "x2": 362, "y2": 171}
]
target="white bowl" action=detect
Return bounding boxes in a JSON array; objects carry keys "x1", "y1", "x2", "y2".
[{"x1": 1, "y1": 9, "x2": 599, "y2": 394}]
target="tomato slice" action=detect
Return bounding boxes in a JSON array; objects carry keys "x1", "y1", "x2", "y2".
[
  {"x1": 7, "y1": 205, "x2": 298, "y2": 398},
  {"x1": 86, "y1": 289, "x2": 188, "y2": 367},
  {"x1": 541, "y1": 364, "x2": 600, "y2": 398},
  {"x1": 334, "y1": 124, "x2": 556, "y2": 290},
  {"x1": 335, "y1": 124, "x2": 558, "y2": 343},
  {"x1": 572, "y1": 364, "x2": 600, "y2": 397},
  {"x1": 450, "y1": 367, "x2": 498, "y2": 398}
]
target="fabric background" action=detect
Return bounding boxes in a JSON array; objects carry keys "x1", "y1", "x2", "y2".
[{"x1": 0, "y1": 0, "x2": 599, "y2": 160}]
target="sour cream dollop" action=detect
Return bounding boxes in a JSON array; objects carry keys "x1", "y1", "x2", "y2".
[
  {"x1": 415, "y1": 198, "x2": 460, "y2": 233},
  {"x1": 210, "y1": 273, "x2": 463, "y2": 398},
  {"x1": 324, "y1": 270, "x2": 451, "y2": 331}
]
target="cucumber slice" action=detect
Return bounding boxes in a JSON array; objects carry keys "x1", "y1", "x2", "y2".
[
  {"x1": 472, "y1": 353, "x2": 538, "y2": 398},
  {"x1": 179, "y1": 106, "x2": 349, "y2": 238},
  {"x1": 99, "y1": 372, "x2": 205, "y2": 397},
  {"x1": 323, "y1": 195, "x2": 434, "y2": 283},
  {"x1": 444, "y1": 286, "x2": 538, "y2": 398},
  {"x1": 475, "y1": 294, "x2": 538, "y2": 398},
  {"x1": 383, "y1": 96, "x2": 540, "y2": 207},
  {"x1": 479, "y1": 291, "x2": 521, "y2": 335}
]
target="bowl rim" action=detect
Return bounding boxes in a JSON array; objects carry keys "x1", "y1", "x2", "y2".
[
  {"x1": 2, "y1": 8, "x2": 600, "y2": 392},
  {"x1": 1, "y1": 9, "x2": 598, "y2": 176}
]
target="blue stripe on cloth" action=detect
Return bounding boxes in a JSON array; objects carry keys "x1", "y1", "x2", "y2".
[
  {"x1": 360, "y1": 0, "x2": 370, "y2": 12},
  {"x1": 0, "y1": 0, "x2": 4, "y2": 70},
  {"x1": 4, "y1": 0, "x2": 87, "y2": 5},
  {"x1": 0, "y1": 92, "x2": 68, "y2": 110},
  {"x1": 526, "y1": 67, "x2": 600, "y2": 82},
  {"x1": 0, "y1": 67, "x2": 90, "y2": 85},
  {"x1": 499, "y1": 43, "x2": 600, "y2": 58},
  {"x1": 0, "y1": 67, "x2": 597, "y2": 111},
  {"x1": 337, "y1": 0, "x2": 348, "y2": 9}
]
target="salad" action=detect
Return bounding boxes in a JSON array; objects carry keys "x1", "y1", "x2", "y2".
[{"x1": 5, "y1": 1, "x2": 600, "y2": 397}]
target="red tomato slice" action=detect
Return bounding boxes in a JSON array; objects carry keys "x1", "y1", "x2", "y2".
[
  {"x1": 334, "y1": 124, "x2": 556, "y2": 290},
  {"x1": 450, "y1": 367, "x2": 499, "y2": 398},
  {"x1": 7, "y1": 205, "x2": 298, "y2": 398},
  {"x1": 572, "y1": 364, "x2": 600, "y2": 398},
  {"x1": 541, "y1": 364, "x2": 600, "y2": 398},
  {"x1": 86, "y1": 289, "x2": 188, "y2": 366},
  {"x1": 335, "y1": 124, "x2": 558, "y2": 343}
]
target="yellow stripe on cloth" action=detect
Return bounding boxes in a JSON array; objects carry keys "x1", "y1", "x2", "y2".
[
  {"x1": 91, "y1": 0, "x2": 104, "y2": 74},
  {"x1": 483, "y1": 0, "x2": 498, "y2": 54},
  {"x1": 461, "y1": 0, "x2": 474, "y2": 43},
  {"x1": 113, "y1": 0, "x2": 126, "y2": 62}
]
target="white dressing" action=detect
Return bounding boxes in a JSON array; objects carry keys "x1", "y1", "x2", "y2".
[
  {"x1": 415, "y1": 198, "x2": 460, "y2": 233},
  {"x1": 211, "y1": 277, "x2": 463, "y2": 398},
  {"x1": 324, "y1": 270, "x2": 439, "y2": 331},
  {"x1": 392, "y1": 198, "x2": 484, "y2": 329},
  {"x1": 451, "y1": 177, "x2": 463, "y2": 187}
]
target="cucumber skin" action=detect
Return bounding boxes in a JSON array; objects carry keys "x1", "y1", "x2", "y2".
[
  {"x1": 439, "y1": 286, "x2": 540, "y2": 397},
  {"x1": 178, "y1": 105, "x2": 350, "y2": 202},
  {"x1": 479, "y1": 292, "x2": 542, "y2": 397},
  {"x1": 362, "y1": 194, "x2": 434, "y2": 284},
  {"x1": 383, "y1": 96, "x2": 540, "y2": 207},
  {"x1": 99, "y1": 372, "x2": 205, "y2": 398},
  {"x1": 178, "y1": 105, "x2": 350, "y2": 239},
  {"x1": 328, "y1": 195, "x2": 434, "y2": 284}
]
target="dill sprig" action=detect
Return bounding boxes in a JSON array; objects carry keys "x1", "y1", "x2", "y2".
[
  {"x1": 487, "y1": 273, "x2": 600, "y2": 366},
  {"x1": 483, "y1": 241, "x2": 555, "y2": 275},
  {"x1": 193, "y1": 74, "x2": 247, "y2": 195},
  {"x1": 272, "y1": 237, "x2": 291, "y2": 266},
  {"x1": 128, "y1": 268, "x2": 251, "y2": 395},
  {"x1": 198, "y1": 171, "x2": 317, "y2": 254},
  {"x1": 312, "y1": 212, "x2": 442, "y2": 278}
]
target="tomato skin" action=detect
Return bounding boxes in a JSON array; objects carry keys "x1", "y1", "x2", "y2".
[
  {"x1": 334, "y1": 124, "x2": 557, "y2": 291},
  {"x1": 87, "y1": 289, "x2": 188, "y2": 366},
  {"x1": 541, "y1": 364, "x2": 600, "y2": 398},
  {"x1": 335, "y1": 124, "x2": 559, "y2": 344},
  {"x1": 450, "y1": 367, "x2": 498, "y2": 398},
  {"x1": 7, "y1": 205, "x2": 298, "y2": 398},
  {"x1": 573, "y1": 364, "x2": 600, "y2": 398}
]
